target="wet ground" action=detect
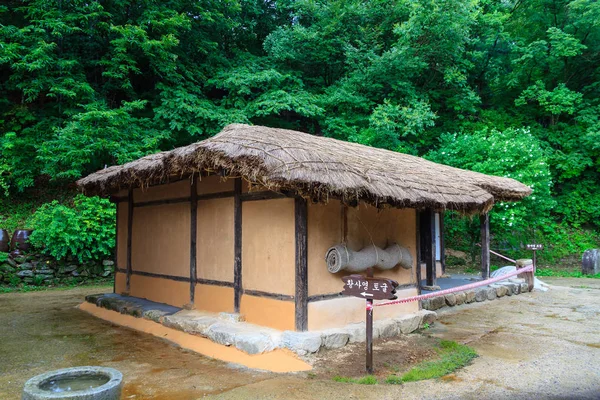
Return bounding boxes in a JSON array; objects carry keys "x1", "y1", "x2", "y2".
[{"x1": 1, "y1": 277, "x2": 599, "y2": 399}]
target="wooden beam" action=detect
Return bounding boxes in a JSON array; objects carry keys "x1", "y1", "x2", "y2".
[
  {"x1": 197, "y1": 191, "x2": 235, "y2": 201},
  {"x1": 480, "y1": 213, "x2": 490, "y2": 280},
  {"x1": 190, "y1": 178, "x2": 198, "y2": 304},
  {"x1": 134, "y1": 196, "x2": 190, "y2": 208},
  {"x1": 197, "y1": 278, "x2": 234, "y2": 288},
  {"x1": 243, "y1": 289, "x2": 295, "y2": 301},
  {"x1": 233, "y1": 178, "x2": 242, "y2": 313},
  {"x1": 295, "y1": 197, "x2": 308, "y2": 331},
  {"x1": 240, "y1": 191, "x2": 287, "y2": 202},
  {"x1": 126, "y1": 189, "x2": 133, "y2": 292}
]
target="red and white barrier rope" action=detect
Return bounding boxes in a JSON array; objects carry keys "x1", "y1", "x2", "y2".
[{"x1": 368, "y1": 264, "x2": 534, "y2": 310}]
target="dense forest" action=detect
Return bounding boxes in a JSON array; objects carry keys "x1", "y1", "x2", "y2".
[{"x1": 1, "y1": 0, "x2": 599, "y2": 265}]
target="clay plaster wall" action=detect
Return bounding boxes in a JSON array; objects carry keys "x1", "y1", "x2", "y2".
[
  {"x1": 115, "y1": 271, "x2": 127, "y2": 294},
  {"x1": 133, "y1": 180, "x2": 191, "y2": 202},
  {"x1": 131, "y1": 203, "x2": 190, "y2": 278},
  {"x1": 129, "y1": 274, "x2": 190, "y2": 308},
  {"x1": 307, "y1": 201, "x2": 417, "y2": 297},
  {"x1": 197, "y1": 175, "x2": 234, "y2": 195},
  {"x1": 197, "y1": 198, "x2": 234, "y2": 282},
  {"x1": 240, "y1": 295, "x2": 296, "y2": 331},
  {"x1": 241, "y1": 198, "x2": 295, "y2": 296},
  {"x1": 194, "y1": 284, "x2": 234, "y2": 313}
]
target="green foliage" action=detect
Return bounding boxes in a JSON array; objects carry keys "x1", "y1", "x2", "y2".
[
  {"x1": 384, "y1": 375, "x2": 403, "y2": 385},
  {"x1": 428, "y1": 128, "x2": 555, "y2": 255},
  {"x1": 332, "y1": 375, "x2": 377, "y2": 385},
  {"x1": 32, "y1": 275, "x2": 45, "y2": 286},
  {"x1": 0, "y1": 253, "x2": 7, "y2": 263},
  {"x1": 536, "y1": 269, "x2": 600, "y2": 279},
  {"x1": 399, "y1": 340, "x2": 477, "y2": 383},
  {"x1": 0, "y1": 0, "x2": 599, "y2": 264},
  {"x1": 28, "y1": 195, "x2": 115, "y2": 263}
]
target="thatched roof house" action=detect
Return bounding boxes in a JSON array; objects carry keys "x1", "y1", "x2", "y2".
[
  {"x1": 78, "y1": 124, "x2": 531, "y2": 333},
  {"x1": 79, "y1": 124, "x2": 530, "y2": 213}
]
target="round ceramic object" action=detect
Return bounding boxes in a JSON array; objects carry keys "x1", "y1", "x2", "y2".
[
  {"x1": 0, "y1": 229, "x2": 9, "y2": 252},
  {"x1": 22, "y1": 366, "x2": 123, "y2": 400},
  {"x1": 582, "y1": 249, "x2": 600, "y2": 275},
  {"x1": 10, "y1": 229, "x2": 33, "y2": 254}
]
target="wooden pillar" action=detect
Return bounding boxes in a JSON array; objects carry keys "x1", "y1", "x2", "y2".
[
  {"x1": 422, "y1": 209, "x2": 436, "y2": 287},
  {"x1": 295, "y1": 196, "x2": 308, "y2": 331},
  {"x1": 415, "y1": 210, "x2": 422, "y2": 295},
  {"x1": 189, "y1": 178, "x2": 198, "y2": 304},
  {"x1": 113, "y1": 200, "x2": 119, "y2": 294},
  {"x1": 439, "y1": 212, "x2": 446, "y2": 275},
  {"x1": 126, "y1": 189, "x2": 133, "y2": 293},
  {"x1": 233, "y1": 178, "x2": 242, "y2": 313},
  {"x1": 480, "y1": 213, "x2": 490, "y2": 280}
]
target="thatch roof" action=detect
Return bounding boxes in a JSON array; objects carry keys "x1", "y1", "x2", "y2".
[{"x1": 77, "y1": 124, "x2": 531, "y2": 213}]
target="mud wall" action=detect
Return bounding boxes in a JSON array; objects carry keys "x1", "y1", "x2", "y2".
[
  {"x1": 307, "y1": 200, "x2": 419, "y2": 330},
  {"x1": 241, "y1": 198, "x2": 295, "y2": 296},
  {"x1": 308, "y1": 200, "x2": 418, "y2": 296}
]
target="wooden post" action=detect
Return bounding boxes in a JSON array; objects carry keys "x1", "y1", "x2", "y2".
[
  {"x1": 516, "y1": 259, "x2": 534, "y2": 291},
  {"x1": 480, "y1": 213, "x2": 490, "y2": 280},
  {"x1": 439, "y1": 212, "x2": 446, "y2": 275},
  {"x1": 233, "y1": 178, "x2": 242, "y2": 313},
  {"x1": 190, "y1": 177, "x2": 198, "y2": 304},
  {"x1": 295, "y1": 196, "x2": 308, "y2": 331},
  {"x1": 429, "y1": 210, "x2": 436, "y2": 284},
  {"x1": 422, "y1": 209, "x2": 436, "y2": 287},
  {"x1": 126, "y1": 189, "x2": 133, "y2": 293},
  {"x1": 366, "y1": 267, "x2": 374, "y2": 374},
  {"x1": 113, "y1": 199, "x2": 119, "y2": 294},
  {"x1": 415, "y1": 210, "x2": 422, "y2": 295}
]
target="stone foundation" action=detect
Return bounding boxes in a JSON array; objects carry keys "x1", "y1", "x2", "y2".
[{"x1": 84, "y1": 293, "x2": 437, "y2": 356}]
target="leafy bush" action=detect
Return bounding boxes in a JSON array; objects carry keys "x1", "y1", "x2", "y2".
[{"x1": 28, "y1": 195, "x2": 115, "y2": 263}]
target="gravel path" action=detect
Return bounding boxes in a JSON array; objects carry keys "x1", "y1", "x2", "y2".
[{"x1": 0, "y1": 278, "x2": 598, "y2": 399}]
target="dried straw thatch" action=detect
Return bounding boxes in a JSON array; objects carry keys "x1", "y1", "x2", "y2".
[{"x1": 77, "y1": 124, "x2": 531, "y2": 213}]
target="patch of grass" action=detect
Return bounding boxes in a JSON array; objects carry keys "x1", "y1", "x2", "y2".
[
  {"x1": 421, "y1": 322, "x2": 431, "y2": 330},
  {"x1": 385, "y1": 375, "x2": 403, "y2": 385},
  {"x1": 536, "y1": 268, "x2": 600, "y2": 279},
  {"x1": 332, "y1": 375, "x2": 377, "y2": 385},
  {"x1": 398, "y1": 340, "x2": 477, "y2": 383}
]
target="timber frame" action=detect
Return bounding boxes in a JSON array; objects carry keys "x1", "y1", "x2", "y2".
[
  {"x1": 113, "y1": 182, "x2": 318, "y2": 331},
  {"x1": 111, "y1": 175, "x2": 424, "y2": 331}
]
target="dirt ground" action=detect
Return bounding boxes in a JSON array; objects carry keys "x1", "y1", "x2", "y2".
[{"x1": 1, "y1": 277, "x2": 599, "y2": 399}]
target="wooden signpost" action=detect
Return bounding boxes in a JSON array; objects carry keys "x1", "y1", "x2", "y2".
[
  {"x1": 342, "y1": 271, "x2": 399, "y2": 373},
  {"x1": 526, "y1": 244, "x2": 543, "y2": 270}
]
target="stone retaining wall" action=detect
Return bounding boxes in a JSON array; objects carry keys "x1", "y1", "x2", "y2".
[
  {"x1": 421, "y1": 279, "x2": 530, "y2": 311},
  {"x1": 0, "y1": 253, "x2": 114, "y2": 287}
]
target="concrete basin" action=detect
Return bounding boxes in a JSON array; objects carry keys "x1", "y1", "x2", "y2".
[{"x1": 22, "y1": 366, "x2": 122, "y2": 400}]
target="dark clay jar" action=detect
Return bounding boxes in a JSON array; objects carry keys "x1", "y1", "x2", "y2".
[
  {"x1": 10, "y1": 229, "x2": 33, "y2": 254},
  {"x1": 0, "y1": 229, "x2": 9, "y2": 253}
]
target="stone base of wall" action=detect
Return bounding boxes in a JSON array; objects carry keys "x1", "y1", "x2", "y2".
[{"x1": 84, "y1": 293, "x2": 437, "y2": 356}]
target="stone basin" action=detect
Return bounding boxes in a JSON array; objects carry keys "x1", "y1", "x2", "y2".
[{"x1": 22, "y1": 366, "x2": 122, "y2": 400}]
